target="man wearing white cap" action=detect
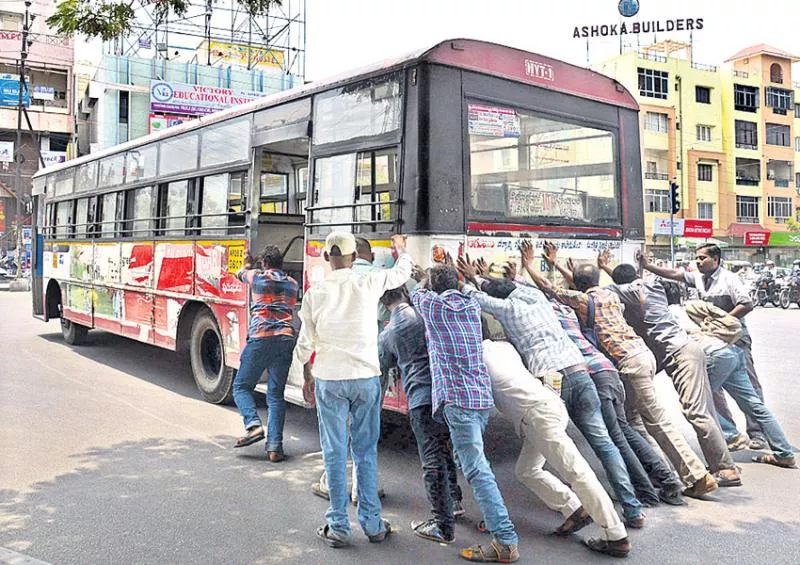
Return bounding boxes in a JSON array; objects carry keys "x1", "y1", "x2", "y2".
[{"x1": 294, "y1": 231, "x2": 412, "y2": 548}]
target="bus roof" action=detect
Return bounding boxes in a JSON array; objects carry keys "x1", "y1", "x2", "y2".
[{"x1": 35, "y1": 38, "x2": 637, "y2": 179}]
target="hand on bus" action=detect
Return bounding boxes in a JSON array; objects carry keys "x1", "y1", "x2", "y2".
[
  {"x1": 503, "y1": 262, "x2": 518, "y2": 281},
  {"x1": 566, "y1": 257, "x2": 576, "y2": 274},
  {"x1": 456, "y1": 255, "x2": 478, "y2": 284},
  {"x1": 597, "y1": 249, "x2": 611, "y2": 270},
  {"x1": 542, "y1": 241, "x2": 558, "y2": 267},
  {"x1": 411, "y1": 264, "x2": 427, "y2": 282},
  {"x1": 520, "y1": 240, "x2": 535, "y2": 268},
  {"x1": 635, "y1": 250, "x2": 649, "y2": 268},
  {"x1": 390, "y1": 234, "x2": 407, "y2": 255}
]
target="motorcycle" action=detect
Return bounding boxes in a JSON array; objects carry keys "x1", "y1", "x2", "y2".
[
  {"x1": 779, "y1": 274, "x2": 800, "y2": 309},
  {"x1": 751, "y1": 272, "x2": 781, "y2": 307}
]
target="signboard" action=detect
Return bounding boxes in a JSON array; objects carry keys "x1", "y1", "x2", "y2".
[
  {"x1": 0, "y1": 141, "x2": 13, "y2": 163},
  {"x1": 207, "y1": 40, "x2": 284, "y2": 70},
  {"x1": 468, "y1": 104, "x2": 521, "y2": 138},
  {"x1": 745, "y1": 231, "x2": 770, "y2": 246},
  {"x1": 32, "y1": 86, "x2": 55, "y2": 101},
  {"x1": 683, "y1": 219, "x2": 713, "y2": 238},
  {"x1": 746, "y1": 231, "x2": 800, "y2": 247},
  {"x1": 150, "y1": 80, "x2": 267, "y2": 116},
  {"x1": 0, "y1": 32, "x2": 21, "y2": 41},
  {"x1": 0, "y1": 73, "x2": 29, "y2": 107},
  {"x1": 148, "y1": 113, "x2": 191, "y2": 133},
  {"x1": 40, "y1": 151, "x2": 66, "y2": 168},
  {"x1": 652, "y1": 217, "x2": 684, "y2": 236},
  {"x1": 22, "y1": 227, "x2": 32, "y2": 245},
  {"x1": 508, "y1": 189, "x2": 583, "y2": 219}
]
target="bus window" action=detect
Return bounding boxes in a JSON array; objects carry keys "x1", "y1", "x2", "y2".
[
  {"x1": 75, "y1": 161, "x2": 98, "y2": 192},
  {"x1": 200, "y1": 174, "x2": 228, "y2": 236},
  {"x1": 126, "y1": 186, "x2": 155, "y2": 237},
  {"x1": 99, "y1": 192, "x2": 118, "y2": 238},
  {"x1": 74, "y1": 198, "x2": 90, "y2": 238},
  {"x1": 126, "y1": 145, "x2": 157, "y2": 183},
  {"x1": 160, "y1": 180, "x2": 189, "y2": 237},
  {"x1": 229, "y1": 172, "x2": 247, "y2": 231},
  {"x1": 355, "y1": 148, "x2": 398, "y2": 230},
  {"x1": 98, "y1": 154, "x2": 126, "y2": 188},
  {"x1": 311, "y1": 153, "x2": 356, "y2": 234},
  {"x1": 55, "y1": 200, "x2": 71, "y2": 239},
  {"x1": 87, "y1": 197, "x2": 98, "y2": 237},
  {"x1": 296, "y1": 167, "x2": 308, "y2": 214},
  {"x1": 53, "y1": 169, "x2": 74, "y2": 197},
  {"x1": 200, "y1": 119, "x2": 250, "y2": 168},
  {"x1": 260, "y1": 173, "x2": 288, "y2": 214},
  {"x1": 468, "y1": 104, "x2": 619, "y2": 226},
  {"x1": 160, "y1": 133, "x2": 199, "y2": 177}
]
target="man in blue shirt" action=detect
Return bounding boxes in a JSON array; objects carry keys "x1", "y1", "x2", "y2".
[{"x1": 379, "y1": 286, "x2": 464, "y2": 545}]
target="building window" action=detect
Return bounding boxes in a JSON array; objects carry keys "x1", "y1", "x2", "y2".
[
  {"x1": 696, "y1": 125, "x2": 712, "y2": 142},
  {"x1": 765, "y1": 87, "x2": 793, "y2": 111},
  {"x1": 796, "y1": 172, "x2": 800, "y2": 187},
  {"x1": 695, "y1": 86, "x2": 711, "y2": 104},
  {"x1": 734, "y1": 120, "x2": 758, "y2": 150},
  {"x1": 770, "y1": 63, "x2": 784, "y2": 84},
  {"x1": 644, "y1": 112, "x2": 668, "y2": 133},
  {"x1": 697, "y1": 163, "x2": 713, "y2": 182},
  {"x1": 698, "y1": 202, "x2": 714, "y2": 220},
  {"x1": 736, "y1": 157, "x2": 761, "y2": 185},
  {"x1": 734, "y1": 84, "x2": 759, "y2": 112},
  {"x1": 119, "y1": 91, "x2": 129, "y2": 125},
  {"x1": 638, "y1": 68, "x2": 669, "y2": 99},
  {"x1": 767, "y1": 196, "x2": 792, "y2": 223},
  {"x1": 766, "y1": 123, "x2": 790, "y2": 147},
  {"x1": 796, "y1": 137, "x2": 800, "y2": 152},
  {"x1": 645, "y1": 189, "x2": 670, "y2": 213},
  {"x1": 49, "y1": 133, "x2": 70, "y2": 152},
  {"x1": 736, "y1": 196, "x2": 760, "y2": 224},
  {"x1": 796, "y1": 104, "x2": 800, "y2": 118},
  {"x1": 0, "y1": 11, "x2": 22, "y2": 31}
]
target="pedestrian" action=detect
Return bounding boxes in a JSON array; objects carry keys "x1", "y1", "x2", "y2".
[
  {"x1": 456, "y1": 258, "x2": 645, "y2": 528},
  {"x1": 522, "y1": 241, "x2": 716, "y2": 499},
  {"x1": 639, "y1": 244, "x2": 767, "y2": 451},
  {"x1": 232, "y1": 245, "x2": 298, "y2": 462},
  {"x1": 293, "y1": 231, "x2": 412, "y2": 548},
  {"x1": 482, "y1": 337, "x2": 632, "y2": 558},
  {"x1": 600, "y1": 259, "x2": 742, "y2": 488},
  {"x1": 411, "y1": 265, "x2": 520, "y2": 563},
  {"x1": 379, "y1": 286, "x2": 465, "y2": 545}
]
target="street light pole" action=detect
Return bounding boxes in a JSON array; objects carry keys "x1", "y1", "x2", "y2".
[{"x1": 13, "y1": 0, "x2": 32, "y2": 281}]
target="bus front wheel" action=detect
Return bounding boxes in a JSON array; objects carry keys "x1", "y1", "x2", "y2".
[
  {"x1": 61, "y1": 317, "x2": 89, "y2": 346},
  {"x1": 189, "y1": 311, "x2": 235, "y2": 404}
]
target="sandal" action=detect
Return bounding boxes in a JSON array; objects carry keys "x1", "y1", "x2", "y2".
[
  {"x1": 459, "y1": 539, "x2": 519, "y2": 563},
  {"x1": 753, "y1": 454, "x2": 797, "y2": 469},
  {"x1": 554, "y1": 507, "x2": 593, "y2": 536},
  {"x1": 476, "y1": 520, "x2": 488, "y2": 533},
  {"x1": 316, "y1": 524, "x2": 349, "y2": 548},
  {"x1": 234, "y1": 426, "x2": 264, "y2": 448}
]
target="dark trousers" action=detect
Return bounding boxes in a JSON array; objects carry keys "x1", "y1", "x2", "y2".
[{"x1": 409, "y1": 404, "x2": 462, "y2": 537}]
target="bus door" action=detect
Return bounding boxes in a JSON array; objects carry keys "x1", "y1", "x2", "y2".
[{"x1": 31, "y1": 182, "x2": 46, "y2": 319}]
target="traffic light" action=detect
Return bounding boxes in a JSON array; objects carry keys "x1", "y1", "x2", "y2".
[{"x1": 669, "y1": 181, "x2": 680, "y2": 214}]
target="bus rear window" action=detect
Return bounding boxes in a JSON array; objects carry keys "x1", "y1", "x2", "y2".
[{"x1": 468, "y1": 103, "x2": 620, "y2": 226}]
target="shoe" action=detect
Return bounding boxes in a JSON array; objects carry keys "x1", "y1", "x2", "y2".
[
  {"x1": 752, "y1": 454, "x2": 797, "y2": 469},
  {"x1": 637, "y1": 493, "x2": 660, "y2": 508},
  {"x1": 714, "y1": 469, "x2": 743, "y2": 488},
  {"x1": 624, "y1": 513, "x2": 646, "y2": 529},
  {"x1": 316, "y1": 524, "x2": 349, "y2": 548},
  {"x1": 367, "y1": 520, "x2": 392, "y2": 543},
  {"x1": 460, "y1": 539, "x2": 519, "y2": 562},
  {"x1": 312, "y1": 482, "x2": 330, "y2": 501},
  {"x1": 748, "y1": 437, "x2": 769, "y2": 451},
  {"x1": 267, "y1": 451, "x2": 285, "y2": 463},
  {"x1": 658, "y1": 487, "x2": 687, "y2": 506},
  {"x1": 452, "y1": 500, "x2": 466, "y2": 518},
  {"x1": 727, "y1": 434, "x2": 748, "y2": 452},
  {"x1": 683, "y1": 473, "x2": 718, "y2": 499},
  {"x1": 412, "y1": 518, "x2": 455, "y2": 544},
  {"x1": 585, "y1": 536, "x2": 631, "y2": 558},
  {"x1": 554, "y1": 506, "x2": 593, "y2": 536}
]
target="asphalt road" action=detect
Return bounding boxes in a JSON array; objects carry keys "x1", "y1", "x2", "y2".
[{"x1": 1, "y1": 291, "x2": 800, "y2": 565}]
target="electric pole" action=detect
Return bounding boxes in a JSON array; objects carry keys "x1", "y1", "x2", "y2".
[{"x1": 13, "y1": 0, "x2": 32, "y2": 281}]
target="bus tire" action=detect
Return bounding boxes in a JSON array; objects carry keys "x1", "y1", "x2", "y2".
[
  {"x1": 61, "y1": 317, "x2": 89, "y2": 346},
  {"x1": 189, "y1": 310, "x2": 235, "y2": 404}
]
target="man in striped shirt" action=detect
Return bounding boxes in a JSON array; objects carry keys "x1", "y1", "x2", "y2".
[{"x1": 411, "y1": 265, "x2": 520, "y2": 564}]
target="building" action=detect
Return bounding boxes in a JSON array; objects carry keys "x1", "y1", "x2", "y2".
[
  {"x1": 595, "y1": 42, "x2": 800, "y2": 263},
  {"x1": 0, "y1": 0, "x2": 74, "y2": 246}
]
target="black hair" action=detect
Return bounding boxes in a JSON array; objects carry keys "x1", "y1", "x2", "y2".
[
  {"x1": 380, "y1": 285, "x2": 409, "y2": 308},
  {"x1": 573, "y1": 264, "x2": 600, "y2": 292},
  {"x1": 696, "y1": 243, "x2": 721, "y2": 263},
  {"x1": 661, "y1": 279, "x2": 683, "y2": 306},
  {"x1": 355, "y1": 237, "x2": 373, "y2": 258},
  {"x1": 611, "y1": 263, "x2": 639, "y2": 285},
  {"x1": 429, "y1": 265, "x2": 459, "y2": 294},
  {"x1": 260, "y1": 245, "x2": 283, "y2": 269},
  {"x1": 484, "y1": 278, "x2": 516, "y2": 299}
]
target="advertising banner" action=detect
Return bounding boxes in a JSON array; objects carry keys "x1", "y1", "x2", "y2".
[
  {"x1": 32, "y1": 86, "x2": 55, "y2": 101},
  {"x1": 150, "y1": 80, "x2": 267, "y2": 116},
  {"x1": 683, "y1": 219, "x2": 713, "y2": 238},
  {"x1": 468, "y1": 104, "x2": 521, "y2": 138},
  {"x1": 652, "y1": 217, "x2": 684, "y2": 236},
  {"x1": 0, "y1": 141, "x2": 13, "y2": 163},
  {"x1": 744, "y1": 231, "x2": 770, "y2": 246},
  {"x1": 207, "y1": 40, "x2": 284, "y2": 70},
  {"x1": 0, "y1": 73, "x2": 29, "y2": 107},
  {"x1": 148, "y1": 113, "x2": 191, "y2": 133},
  {"x1": 767, "y1": 232, "x2": 800, "y2": 247},
  {"x1": 40, "y1": 151, "x2": 66, "y2": 169}
]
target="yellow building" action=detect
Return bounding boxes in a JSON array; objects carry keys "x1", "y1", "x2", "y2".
[{"x1": 595, "y1": 42, "x2": 800, "y2": 263}]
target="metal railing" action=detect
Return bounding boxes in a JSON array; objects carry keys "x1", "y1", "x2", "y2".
[
  {"x1": 637, "y1": 51, "x2": 667, "y2": 63},
  {"x1": 305, "y1": 199, "x2": 401, "y2": 232},
  {"x1": 735, "y1": 142, "x2": 758, "y2": 150},
  {"x1": 736, "y1": 216, "x2": 760, "y2": 224},
  {"x1": 736, "y1": 178, "x2": 760, "y2": 186},
  {"x1": 774, "y1": 179, "x2": 790, "y2": 188},
  {"x1": 691, "y1": 61, "x2": 718, "y2": 72},
  {"x1": 644, "y1": 172, "x2": 669, "y2": 180},
  {"x1": 44, "y1": 211, "x2": 247, "y2": 240},
  {"x1": 733, "y1": 70, "x2": 749, "y2": 79}
]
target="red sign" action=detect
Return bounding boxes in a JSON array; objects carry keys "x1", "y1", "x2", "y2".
[
  {"x1": 683, "y1": 219, "x2": 713, "y2": 238},
  {"x1": 0, "y1": 32, "x2": 22, "y2": 41},
  {"x1": 745, "y1": 231, "x2": 771, "y2": 246}
]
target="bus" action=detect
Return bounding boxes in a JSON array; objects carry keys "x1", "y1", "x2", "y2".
[{"x1": 30, "y1": 38, "x2": 645, "y2": 412}]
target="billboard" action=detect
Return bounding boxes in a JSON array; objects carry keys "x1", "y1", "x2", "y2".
[
  {"x1": 0, "y1": 73, "x2": 29, "y2": 107},
  {"x1": 206, "y1": 40, "x2": 284, "y2": 70},
  {"x1": 0, "y1": 141, "x2": 12, "y2": 163},
  {"x1": 652, "y1": 218, "x2": 712, "y2": 238},
  {"x1": 150, "y1": 80, "x2": 267, "y2": 116},
  {"x1": 148, "y1": 113, "x2": 191, "y2": 133},
  {"x1": 745, "y1": 231, "x2": 800, "y2": 247}
]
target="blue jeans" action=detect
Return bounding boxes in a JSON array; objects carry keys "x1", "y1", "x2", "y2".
[
  {"x1": 315, "y1": 377, "x2": 386, "y2": 539},
  {"x1": 561, "y1": 368, "x2": 642, "y2": 521},
  {"x1": 443, "y1": 404, "x2": 518, "y2": 546},
  {"x1": 706, "y1": 346, "x2": 794, "y2": 459},
  {"x1": 232, "y1": 335, "x2": 295, "y2": 452}
]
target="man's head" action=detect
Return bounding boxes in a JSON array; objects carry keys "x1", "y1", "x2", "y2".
[
  {"x1": 355, "y1": 237, "x2": 374, "y2": 263},
  {"x1": 429, "y1": 265, "x2": 460, "y2": 294},
  {"x1": 324, "y1": 231, "x2": 357, "y2": 270},
  {"x1": 260, "y1": 245, "x2": 283, "y2": 270},
  {"x1": 695, "y1": 243, "x2": 721, "y2": 274},
  {"x1": 611, "y1": 263, "x2": 639, "y2": 285},
  {"x1": 379, "y1": 285, "x2": 409, "y2": 311},
  {"x1": 573, "y1": 264, "x2": 601, "y2": 292},
  {"x1": 483, "y1": 278, "x2": 517, "y2": 299},
  {"x1": 661, "y1": 279, "x2": 683, "y2": 306}
]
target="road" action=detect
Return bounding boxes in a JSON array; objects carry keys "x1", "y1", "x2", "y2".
[{"x1": 1, "y1": 291, "x2": 800, "y2": 565}]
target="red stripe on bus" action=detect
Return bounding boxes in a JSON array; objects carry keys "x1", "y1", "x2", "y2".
[{"x1": 467, "y1": 222, "x2": 622, "y2": 237}]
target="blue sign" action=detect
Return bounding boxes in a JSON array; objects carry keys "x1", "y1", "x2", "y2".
[
  {"x1": 618, "y1": 0, "x2": 640, "y2": 17},
  {"x1": 0, "y1": 74, "x2": 30, "y2": 107}
]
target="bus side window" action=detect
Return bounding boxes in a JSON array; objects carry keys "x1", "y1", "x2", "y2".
[
  {"x1": 74, "y1": 198, "x2": 90, "y2": 239},
  {"x1": 54, "y1": 201, "x2": 70, "y2": 239},
  {"x1": 260, "y1": 172, "x2": 288, "y2": 214},
  {"x1": 157, "y1": 179, "x2": 189, "y2": 237},
  {"x1": 124, "y1": 186, "x2": 155, "y2": 238},
  {"x1": 199, "y1": 172, "x2": 247, "y2": 237},
  {"x1": 99, "y1": 192, "x2": 117, "y2": 238},
  {"x1": 87, "y1": 196, "x2": 98, "y2": 237},
  {"x1": 296, "y1": 166, "x2": 308, "y2": 214}
]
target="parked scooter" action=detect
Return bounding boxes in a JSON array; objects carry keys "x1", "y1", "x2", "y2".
[{"x1": 751, "y1": 271, "x2": 781, "y2": 307}]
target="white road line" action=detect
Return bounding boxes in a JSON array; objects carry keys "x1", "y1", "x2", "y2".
[{"x1": 0, "y1": 547, "x2": 54, "y2": 565}]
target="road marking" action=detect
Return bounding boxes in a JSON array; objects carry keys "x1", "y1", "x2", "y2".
[
  {"x1": 0, "y1": 547, "x2": 54, "y2": 565},
  {"x1": 25, "y1": 351, "x2": 228, "y2": 450}
]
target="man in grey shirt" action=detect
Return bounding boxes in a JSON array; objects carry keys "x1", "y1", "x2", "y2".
[{"x1": 639, "y1": 243, "x2": 766, "y2": 451}]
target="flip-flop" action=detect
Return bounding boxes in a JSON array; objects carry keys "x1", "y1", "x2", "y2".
[
  {"x1": 234, "y1": 428, "x2": 265, "y2": 448},
  {"x1": 753, "y1": 454, "x2": 797, "y2": 469}
]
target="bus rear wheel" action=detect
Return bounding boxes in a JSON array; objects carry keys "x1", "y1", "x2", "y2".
[
  {"x1": 61, "y1": 316, "x2": 89, "y2": 345},
  {"x1": 189, "y1": 311, "x2": 235, "y2": 404}
]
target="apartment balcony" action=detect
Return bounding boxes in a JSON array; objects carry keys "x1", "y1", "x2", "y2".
[
  {"x1": 735, "y1": 142, "x2": 758, "y2": 152},
  {"x1": 733, "y1": 70, "x2": 749, "y2": 79},
  {"x1": 644, "y1": 172, "x2": 669, "y2": 180},
  {"x1": 773, "y1": 179, "x2": 790, "y2": 188},
  {"x1": 690, "y1": 61, "x2": 718, "y2": 72},
  {"x1": 735, "y1": 216, "x2": 760, "y2": 224},
  {"x1": 736, "y1": 178, "x2": 760, "y2": 186}
]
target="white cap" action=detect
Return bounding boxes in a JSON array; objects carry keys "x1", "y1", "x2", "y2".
[{"x1": 324, "y1": 231, "x2": 357, "y2": 256}]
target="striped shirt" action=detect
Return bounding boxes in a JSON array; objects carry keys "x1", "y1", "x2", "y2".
[
  {"x1": 553, "y1": 286, "x2": 650, "y2": 364},
  {"x1": 549, "y1": 298, "x2": 617, "y2": 377},
  {"x1": 236, "y1": 268, "x2": 298, "y2": 339},
  {"x1": 411, "y1": 288, "x2": 494, "y2": 416}
]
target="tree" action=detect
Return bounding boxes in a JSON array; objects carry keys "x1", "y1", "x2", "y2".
[
  {"x1": 47, "y1": 0, "x2": 282, "y2": 42},
  {"x1": 787, "y1": 216, "x2": 800, "y2": 233}
]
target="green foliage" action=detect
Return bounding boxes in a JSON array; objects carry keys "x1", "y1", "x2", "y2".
[
  {"x1": 47, "y1": 0, "x2": 281, "y2": 41},
  {"x1": 787, "y1": 216, "x2": 800, "y2": 233}
]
